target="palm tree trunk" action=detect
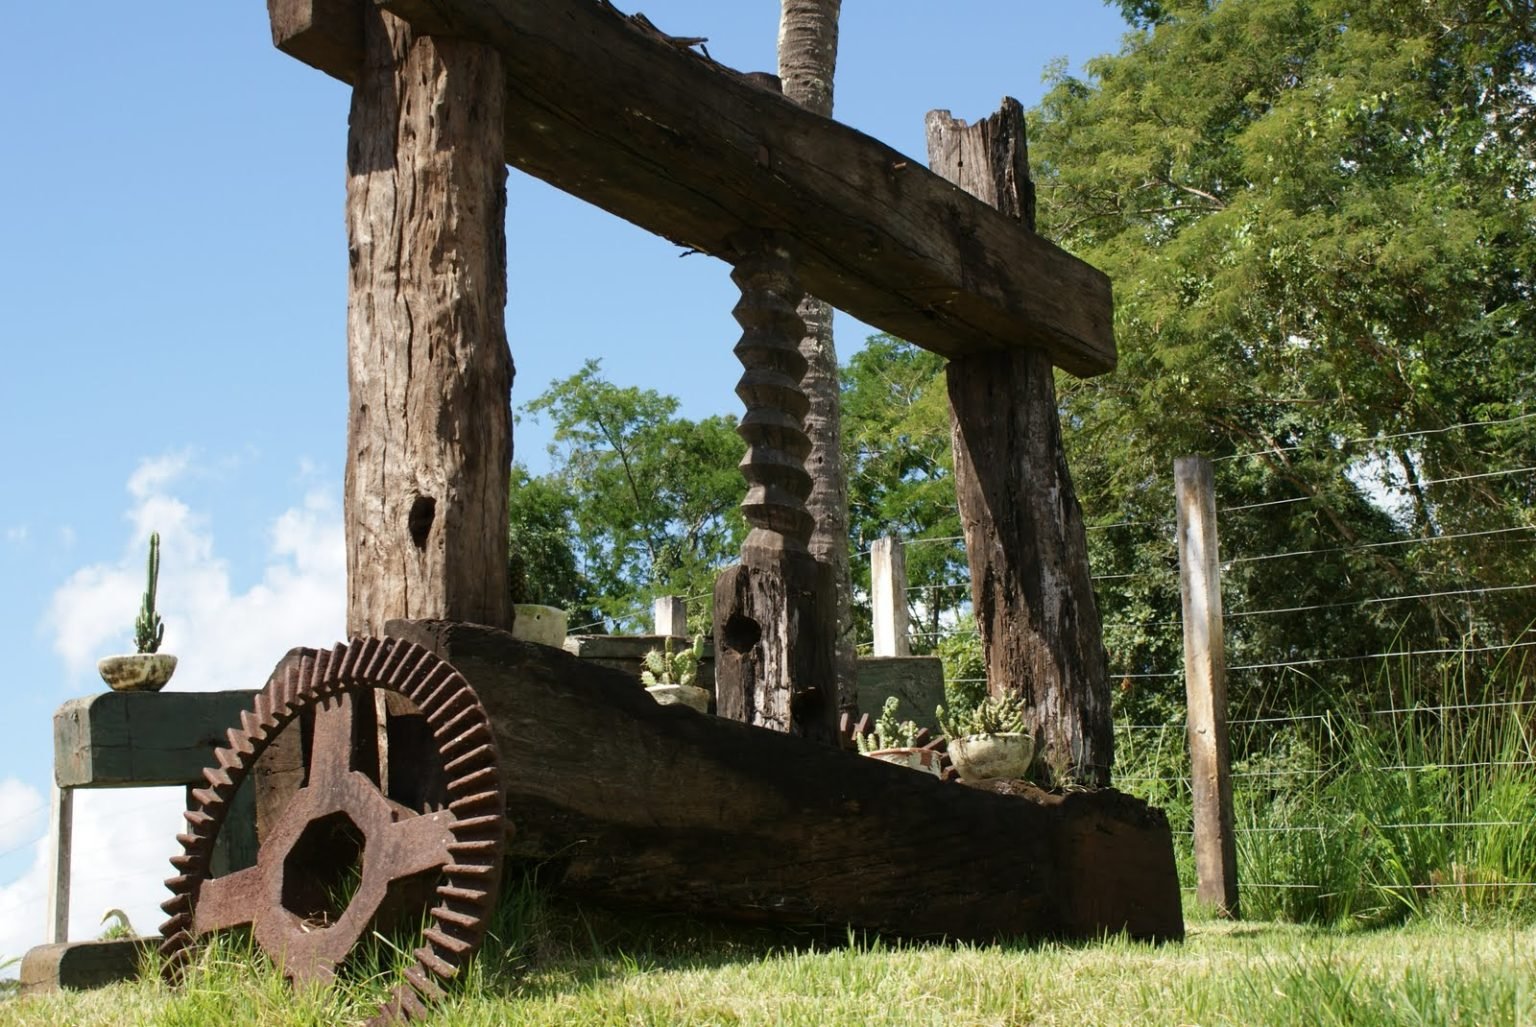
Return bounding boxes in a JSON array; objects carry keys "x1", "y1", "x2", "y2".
[{"x1": 778, "y1": 0, "x2": 857, "y2": 715}]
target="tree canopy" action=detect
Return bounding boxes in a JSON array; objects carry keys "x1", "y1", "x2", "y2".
[{"x1": 1034, "y1": 0, "x2": 1535, "y2": 716}]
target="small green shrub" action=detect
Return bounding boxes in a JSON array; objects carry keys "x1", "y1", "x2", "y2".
[
  {"x1": 936, "y1": 694, "x2": 1028, "y2": 740},
  {"x1": 640, "y1": 635, "x2": 703, "y2": 687}
]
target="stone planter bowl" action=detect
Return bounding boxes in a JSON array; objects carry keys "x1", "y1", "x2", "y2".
[
  {"x1": 98, "y1": 653, "x2": 178, "y2": 693},
  {"x1": 947, "y1": 732, "x2": 1034, "y2": 783}
]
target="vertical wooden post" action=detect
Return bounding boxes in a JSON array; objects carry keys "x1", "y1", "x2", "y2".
[
  {"x1": 344, "y1": 7, "x2": 512, "y2": 639},
  {"x1": 654, "y1": 595, "x2": 688, "y2": 637},
  {"x1": 44, "y1": 782, "x2": 72, "y2": 945},
  {"x1": 870, "y1": 536, "x2": 911, "y2": 657},
  {"x1": 926, "y1": 100, "x2": 1112, "y2": 787},
  {"x1": 1175, "y1": 455, "x2": 1239, "y2": 917},
  {"x1": 713, "y1": 233, "x2": 838, "y2": 744}
]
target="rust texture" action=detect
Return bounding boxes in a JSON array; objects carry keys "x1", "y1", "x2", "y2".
[{"x1": 158, "y1": 637, "x2": 507, "y2": 1025}]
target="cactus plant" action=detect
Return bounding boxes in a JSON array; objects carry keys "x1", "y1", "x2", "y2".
[
  {"x1": 855, "y1": 696, "x2": 923, "y2": 754},
  {"x1": 641, "y1": 634, "x2": 703, "y2": 687},
  {"x1": 134, "y1": 532, "x2": 164, "y2": 655},
  {"x1": 936, "y1": 693, "x2": 1028, "y2": 741}
]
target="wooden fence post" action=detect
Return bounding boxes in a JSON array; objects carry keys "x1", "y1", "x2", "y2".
[
  {"x1": 871, "y1": 536, "x2": 911, "y2": 657},
  {"x1": 45, "y1": 782, "x2": 72, "y2": 944},
  {"x1": 654, "y1": 595, "x2": 688, "y2": 637},
  {"x1": 1175, "y1": 455, "x2": 1239, "y2": 917}
]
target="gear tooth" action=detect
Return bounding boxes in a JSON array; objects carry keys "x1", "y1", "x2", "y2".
[
  {"x1": 224, "y1": 727, "x2": 257, "y2": 758},
  {"x1": 201, "y1": 765, "x2": 234, "y2": 791},
  {"x1": 189, "y1": 787, "x2": 218, "y2": 808},
  {"x1": 403, "y1": 962, "x2": 448, "y2": 997},
  {"x1": 445, "y1": 763, "x2": 497, "y2": 793},
  {"x1": 411, "y1": 665, "x2": 458, "y2": 712},
  {"x1": 169, "y1": 852, "x2": 198, "y2": 872},
  {"x1": 431, "y1": 905, "x2": 483, "y2": 931},
  {"x1": 438, "y1": 723, "x2": 494, "y2": 761},
  {"x1": 435, "y1": 884, "x2": 493, "y2": 906},
  {"x1": 182, "y1": 808, "x2": 213, "y2": 829},
  {"x1": 158, "y1": 913, "x2": 191, "y2": 937},
  {"x1": 441, "y1": 862, "x2": 495, "y2": 879},
  {"x1": 160, "y1": 892, "x2": 191, "y2": 916},
  {"x1": 238, "y1": 709, "x2": 266, "y2": 741},
  {"x1": 445, "y1": 838, "x2": 498, "y2": 859},
  {"x1": 442, "y1": 741, "x2": 496, "y2": 777},
  {"x1": 421, "y1": 927, "x2": 474, "y2": 957},
  {"x1": 446, "y1": 790, "x2": 502, "y2": 815},
  {"x1": 390, "y1": 643, "x2": 432, "y2": 695},
  {"x1": 447, "y1": 813, "x2": 503, "y2": 835}
]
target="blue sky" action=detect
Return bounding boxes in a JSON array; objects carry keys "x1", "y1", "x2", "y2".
[{"x1": 0, "y1": 2, "x2": 1129, "y2": 961}]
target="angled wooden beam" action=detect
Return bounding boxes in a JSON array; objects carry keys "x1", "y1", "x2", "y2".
[{"x1": 267, "y1": 0, "x2": 1116, "y2": 376}]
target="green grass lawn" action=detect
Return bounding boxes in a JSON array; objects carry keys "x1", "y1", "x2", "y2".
[{"x1": 4, "y1": 904, "x2": 1533, "y2": 1027}]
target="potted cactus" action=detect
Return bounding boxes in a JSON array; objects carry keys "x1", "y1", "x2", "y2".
[
  {"x1": 97, "y1": 532, "x2": 177, "y2": 692},
  {"x1": 856, "y1": 697, "x2": 943, "y2": 777},
  {"x1": 641, "y1": 635, "x2": 710, "y2": 713},
  {"x1": 937, "y1": 694, "x2": 1033, "y2": 783}
]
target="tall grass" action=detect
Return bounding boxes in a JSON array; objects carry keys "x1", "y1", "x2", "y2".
[{"x1": 1116, "y1": 650, "x2": 1536, "y2": 925}]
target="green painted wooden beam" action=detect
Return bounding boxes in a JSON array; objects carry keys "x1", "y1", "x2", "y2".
[{"x1": 53, "y1": 690, "x2": 259, "y2": 788}]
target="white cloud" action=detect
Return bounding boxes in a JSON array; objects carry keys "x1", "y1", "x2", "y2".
[
  {"x1": 4, "y1": 525, "x2": 26, "y2": 544},
  {"x1": 3, "y1": 453, "x2": 347, "y2": 964},
  {"x1": 48, "y1": 457, "x2": 346, "y2": 691},
  {"x1": 0, "y1": 789, "x2": 184, "y2": 965},
  {"x1": 0, "y1": 779, "x2": 44, "y2": 855}
]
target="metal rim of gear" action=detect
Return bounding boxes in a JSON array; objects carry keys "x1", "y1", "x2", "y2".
[{"x1": 157, "y1": 636, "x2": 508, "y2": 1024}]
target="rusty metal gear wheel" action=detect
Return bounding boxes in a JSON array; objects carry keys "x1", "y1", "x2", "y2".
[{"x1": 158, "y1": 637, "x2": 507, "y2": 1025}]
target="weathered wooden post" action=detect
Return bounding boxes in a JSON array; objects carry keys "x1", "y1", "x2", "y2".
[
  {"x1": 1175, "y1": 454, "x2": 1239, "y2": 916},
  {"x1": 870, "y1": 536, "x2": 911, "y2": 658},
  {"x1": 926, "y1": 100, "x2": 1113, "y2": 787},
  {"x1": 343, "y1": 6, "x2": 512, "y2": 639},
  {"x1": 44, "y1": 783, "x2": 71, "y2": 945},
  {"x1": 713, "y1": 234, "x2": 838, "y2": 743}
]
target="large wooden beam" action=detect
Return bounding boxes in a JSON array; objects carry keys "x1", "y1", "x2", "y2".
[
  {"x1": 387, "y1": 620, "x2": 1182, "y2": 942},
  {"x1": 930, "y1": 102, "x2": 1114, "y2": 788},
  {"x1": 268, "y1": 0, "x2": 1115, "y2": 376}
]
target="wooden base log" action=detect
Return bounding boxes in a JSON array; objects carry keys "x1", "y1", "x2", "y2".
[{"x1": 384, "y1": 619, "x2": 1183, "y2": 943}]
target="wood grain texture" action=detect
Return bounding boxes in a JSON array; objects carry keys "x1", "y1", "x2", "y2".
[
  {"x1": 929, "y1": 101, "x2": 1114, "y2": 787},
  {"x1": 53, "y1": 690, "x2": 262, "y2": 788},
  {"x1": 344, "y1": 8, "x2": 512, "y2": 636},
  {"x1": 268, "y1": 0, "x2": 362, "y2": 82},
  {"x1": 387, "y1": 619, "x2": 1183, "y2": 942},
  {"x1": 274, "y1": 0, "x2": 1116, "y2": 375},
  {"x1": 1176, "y1": 455, "x2": 1239, "y2": 916}
]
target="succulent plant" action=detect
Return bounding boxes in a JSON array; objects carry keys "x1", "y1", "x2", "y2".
[
  {"x1": 855, "y1": 696, "x2": 922, "y2": 753},
  {"x1": 937, "y1": 693, "x2": 1028, "y2": 740},
  {"x1": 640, "y1": 634, "x2": 704, "y2": 687},
  {"x1": 133, "y1": 532, "x2": 165, "y2": 655}
]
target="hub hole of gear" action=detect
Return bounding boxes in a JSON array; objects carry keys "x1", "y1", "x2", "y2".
[{"x1": 282, "y1": 812, "x2": 366, "y2": 928}]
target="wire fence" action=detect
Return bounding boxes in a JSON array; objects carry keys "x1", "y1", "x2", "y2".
[{"x1": 857, "y1": 419, "x2": 1535, "y2": 913}]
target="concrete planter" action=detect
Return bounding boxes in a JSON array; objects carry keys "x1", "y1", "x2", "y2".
[
  {"x1": 947, "y1": 732, "x2": 1034, "y2": 783},
  {"x1": 511, "y1": 605, "x2": 568, "y2": 648},
  {"x1": 97, "y1": 653, "x2": 177, "y2": 693},
  {"x1": 646, "y1": 683, "x2": 711, "y2": 713},
  {"x1": 864, "y1": 747, "x2": 944, "y2": 778}
]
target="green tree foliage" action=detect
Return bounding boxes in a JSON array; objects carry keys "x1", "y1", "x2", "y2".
[
  {"x1": 1031, "y1": 0, "x2": 1536, "y2": 718},
  {"x1": 839, "y1": 334, "x2": 970, "y2": 648},
  {"x1": 522, "y1": 361, "x2": 745, "y2": 632}
]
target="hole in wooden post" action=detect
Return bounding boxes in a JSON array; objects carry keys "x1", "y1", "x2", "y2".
[
  {"x1": 408, "y1": 496, "x2": 436, "y2": 550},
  {"x1": 720, "y1": 614, "x2": 761, "y2": 654}
]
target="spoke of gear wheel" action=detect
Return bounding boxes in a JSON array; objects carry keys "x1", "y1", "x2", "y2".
[{"x1": 158, "y1": 637, "x2": 507, "y2": 1026}]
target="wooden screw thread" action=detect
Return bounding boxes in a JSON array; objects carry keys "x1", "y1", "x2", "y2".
[{"x1": 730, "y1": 242, "x2": 814, "y2": 552}]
